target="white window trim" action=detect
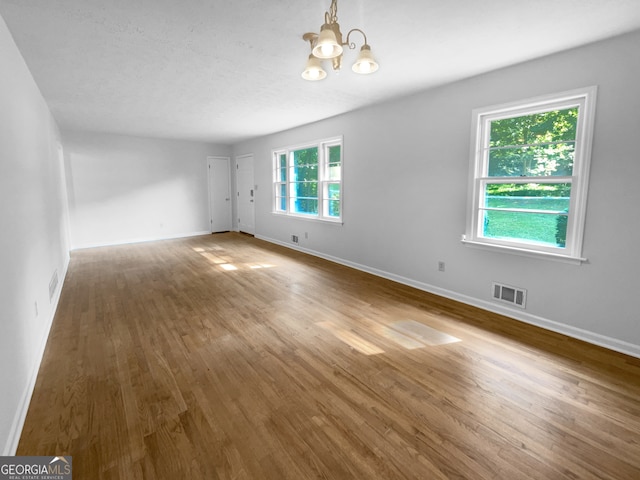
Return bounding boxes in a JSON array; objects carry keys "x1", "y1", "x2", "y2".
[
  {"x1": 273, "y1": 136, "x2": 343, "y2": 224},
  {"x1": 463, "y1": 87, "x2": 597, "y2": 263}
]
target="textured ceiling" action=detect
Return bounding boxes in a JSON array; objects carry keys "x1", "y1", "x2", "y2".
[{"x1": 2, "y1": 0, "x2": 640, "y2": 144}]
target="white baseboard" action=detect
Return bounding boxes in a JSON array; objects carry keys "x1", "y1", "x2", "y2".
[
  {"x1": 257, "y1": 234, "x2": 640, "y2": 359},
  {"x1": 71, "y1": 230, "x2": 211, "y2": 250},
  {"x1": 2, "y1": 255, "x2": 71, "y2": 456}
]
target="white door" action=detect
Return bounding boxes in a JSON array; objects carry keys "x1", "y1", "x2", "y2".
[
  {"x1": 208, "y1": 156, "x2": 232, "y2": 232},
  {"x1": 236, "y1": 154, "x2": 255, "y2": 235}
]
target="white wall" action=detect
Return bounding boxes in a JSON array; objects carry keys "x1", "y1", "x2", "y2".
[
  {"x1": 0, "y1": 16, "x2": 70, "y2": 454},
  {"x1": 232, "y1": 30, "x2": 640, "y2": 358},
  {"x1": 63, "y1": 130, "x2": 230, "y2": 249}
]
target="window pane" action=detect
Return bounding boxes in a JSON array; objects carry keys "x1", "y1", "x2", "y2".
[
  {"x1": 291, "y1": 164, "x2": 318, "y2": 181},
  {"x1": 324, "y1": 183, "x2": 341, "y2": 218},
  {"x1": 328, "y1": 145, "x2": 341, "y2": 162},
  {"x1": 292, "y1": 147, "x2": 318, "y2": 166},
  {"x1": 324, "y1": 199, "x2": 341, "y2": 217},
  {"x1": 327, "y1": 183, "x2": 340, "y2": 200},
  {"x1": 291, "y1": 181, "x2": 317, "y2": 198},
  {"x1": 485, "y1": 183, "x2": 571, "y2": 212},
  {"x1": 328, "y1": 163, "x2": 341, "y2": 181},
  {"x1": 488, "y1": 143, "x2": 575, "y2": 177},
  {"x1": 489, "y1": 107, "x2": 578, "y2": 147},
  {"x1": 279, "y1": 184, "x2": 286, "y2": 197},
  {"x1": 275, "y1": 196, "x2": 286, "y2": 211},
  {"x1": 327, "y1": 145, "x2": 341, "y2": 180},
  {"x1": 483, "y1": 182, "x2": 570, "y2": 247},
  {"x1": 293, "y1": 198, "x2": 318, "y2": 215},
  {"x1": 482, "y1": 210, "x2": 568, "y2": 247},
  {"x1": 276, "y1": 154, "x2": 287, "y2": 182}
]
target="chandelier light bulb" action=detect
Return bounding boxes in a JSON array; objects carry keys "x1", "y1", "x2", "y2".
[
  {"x1": 321, "y1": 43, "x2": 336, "y2": 58},
  {"x1": 357, "y1": 60, "x2": 371, "y2": 74}
]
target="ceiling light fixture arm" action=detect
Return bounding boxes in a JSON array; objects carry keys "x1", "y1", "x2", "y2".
[
  {"x1": 344, "y1": 28, "x2": 368, "y2": 50},
  {"x1": 303, "y1": 32, "x2": 318, "y2": 52}
]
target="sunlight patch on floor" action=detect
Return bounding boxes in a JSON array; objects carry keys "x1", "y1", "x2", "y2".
[
  {"x1": 317, "y1": 321, "x2": 385, "y2": 355},
  {"x1": 316, "y1": 318, "x2": 461, "y2": 354},
  {"x1": 380, "y1": 327, "x2": 427, "y2": 350},
  {"x1": 196, "y1": 249, "x2": 277, "y2": 271},
  {"x1": 386, "y1": 320, "x2": 461, "y2": 347}
]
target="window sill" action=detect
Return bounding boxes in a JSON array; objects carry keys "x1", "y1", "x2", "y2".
[
  {"x1": 461, "y1": 237, "x2": 587, "y2": 265},
  {"x1": 272, "y1": 212, "x2": 343, "y2": 226}
]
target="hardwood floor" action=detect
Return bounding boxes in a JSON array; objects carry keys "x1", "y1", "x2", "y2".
[{"x1": 17, "y1": 233, "x2": 640, "y2": 479}]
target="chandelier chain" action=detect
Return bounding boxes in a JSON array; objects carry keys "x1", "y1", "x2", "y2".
[{"x1": 325, "y1": 0, "x2": 339, "y2": 24}]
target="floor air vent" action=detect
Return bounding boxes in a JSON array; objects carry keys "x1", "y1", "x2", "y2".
[{"x1": 492, "y1": 282, "x2": 526, "y2": 308}]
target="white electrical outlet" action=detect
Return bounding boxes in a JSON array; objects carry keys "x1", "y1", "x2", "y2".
[{"x1": 438, "y1": 261, "x2": 445, "y2": 272}]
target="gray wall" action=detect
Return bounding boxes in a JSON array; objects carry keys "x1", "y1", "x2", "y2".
[
  {"x1": 232, "y1": 30, "x2": 640, "y2": 357},
  {"x1": 0, "y1": 16, "x2": 70, "y2": 454},
  {"x1": 63, "y1": 130, "x2": 230, "y2": 249}
]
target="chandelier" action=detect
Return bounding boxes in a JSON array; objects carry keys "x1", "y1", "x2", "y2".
[{"x1": 301, "y1": 0, "x2": 379, "y2": 81}]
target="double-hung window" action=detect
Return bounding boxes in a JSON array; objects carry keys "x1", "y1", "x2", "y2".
[
  {"x1": 274, "y1": 137, "x2": 342, "y2": 222},
  {"x1": 465, "y1": 87, "x2": 597, "y2": 262}
]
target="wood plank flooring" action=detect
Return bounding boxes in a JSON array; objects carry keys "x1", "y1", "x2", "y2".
[{"x1": 17, "y1": 233, "x2": 640, "y2": 479}]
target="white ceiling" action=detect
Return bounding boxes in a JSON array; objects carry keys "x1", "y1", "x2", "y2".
[{"x1": 2, "y1": 0, "x2": 640, "y2": 144}]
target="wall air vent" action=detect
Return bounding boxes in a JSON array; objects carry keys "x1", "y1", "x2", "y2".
[{"x1": 492, "y1": 282, "x2": 526, "y2": 309}]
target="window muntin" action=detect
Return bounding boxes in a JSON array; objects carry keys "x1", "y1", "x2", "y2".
[
  {"x1": 273, "y1": 137, "x2": 342, "y2": 222},
  {"x1": 466, "y1": 88, "x2": 596, "y2": 260}
]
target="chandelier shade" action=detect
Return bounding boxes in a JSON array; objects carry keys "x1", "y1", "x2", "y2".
[
  {"x1": 312, "y1": 24, "x2": 343, "y2": 59},
  {"x1": 352, "y1": 44, "x2": 379, "y2": 74},
  {"x1": 301, "y1": 54, "x2": 328, "y2": 81}
]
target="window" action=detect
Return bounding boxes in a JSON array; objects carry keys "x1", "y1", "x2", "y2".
[
  {"x1": 464, "y1": 87, "x2": 597, "y2": 262},
  {"x1": 274, "y1": 137, "x2": 342, "y2": 222}
]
